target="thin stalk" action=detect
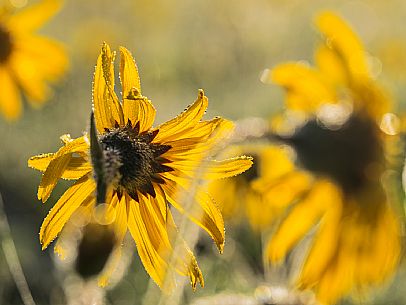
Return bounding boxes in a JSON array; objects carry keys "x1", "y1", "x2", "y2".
[{"x1": 0, "y1": 192, "x2": 36, "y2": 305}]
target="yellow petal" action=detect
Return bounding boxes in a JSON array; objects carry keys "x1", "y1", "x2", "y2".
[
  {"x1": 40, "y1": 176, "x2": 96, "y2": 249},
  {"x1": 271, "y1": 62, "x2": 336, "y2": 112},
  {"x1": 170, "y1": 156, "x2": 253, "y2": 180},
  {"x1": 14, "y1": 36, "x2": 68, "y2": 82},
  {"x1": 315, "y1": 45, "x2": 348, "y2": 88},
  {"x1": 208, "y1": 178, "x2": 239, "y2": 220},
  {"x1": 122, "y1": 96, "x2": 156, "y2": 133},
  {"x1": 298, "y1": 199, "x2": 342, "y2": 288},
  {"x1": 34, "y1": 136, "x2": 89, "y2": 202},
  {"x1": 119, "y1": 46, "x2": 141, "y2": 98},
  {"x1": 28, "y1": 153, "x2": 54, "y2": 171},
  {"x1": 38, "y1": 154, "x2": 71, "y2": 202},
  {"x1": 127, "y1": 194, "x2": 171, "y2": 288},
  {"x1": 9, "y1": 50, "x2": 50, "y2": 105},
  {"x1": 315, "y1": 11, "x2": 369, "y2": 78},
  {"x1": 162, "y1": 180, "x2": 225, "y2": 252},
  {"x1": 255, "y1": 170, "x2": 312, "y2": 209},
  {"x1": 165, "y1": 212, "x2": 204, "y2": 289},
  {"x1": 154, "y1": 89, "x2": 208, "y2": 142},
  {"x1": 0, "y1": 67, "x2": 22, "y2": 121},
  {"x1": 266, "y1": 180, "x2": 340, "y2": 262},
  {"x1": 8, "y1": 0, "x2": 62, "y2": 33},
  {"x1": 93, "y1": 43, "x2": 123, "y2": 132}
]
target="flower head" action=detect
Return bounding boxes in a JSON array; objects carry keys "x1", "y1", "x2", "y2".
[
  {"x1": 261, "y1": 11, "x2": 402, "y2": 304},
  {"x1": 28, "y1": 43, "x2": 252, "y2": 288},
  {"x1": 0, "y1": 0, "x2": 68, "y2": 121}
]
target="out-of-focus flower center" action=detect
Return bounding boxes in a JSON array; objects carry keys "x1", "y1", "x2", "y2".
[
  {"x1": 0, "y1": 25, "x2": 12, "y2": 63},
  {"x1": 286, "y1": 114, "x2": 383, "y2": 194},
  {"x1": 99, "y1": 122, "x2": 173, "y2": 201}
]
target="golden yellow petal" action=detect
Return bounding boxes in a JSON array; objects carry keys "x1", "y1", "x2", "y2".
[
  {"x1": 165, "y1": 212, "x2": 204, "y2": 289},
  {"x1": 204, "y1": 156, "x2": 253, "y2": 180},
  {"x1": 93, "y1": 43, "x2": 123, "y2": 132},
  {"x1": 315, "y1": 11, "x2": 369, "y2": 78},
  {"x1": 0, "y1": 67, "x2": 22, "y2": 121},
  {"x1": 162, "y1": 180, "x2": 225, "y2": 252},
  {"x1": 9, "y1": 50, "x2": 50, "y2": 105},
  {"x1": 255, "y1": 170, "x2": 312, "y2": 209},
  {"x1": 123, "y1": 96, "x2": 156, "y2": 133},
  {"x1": 298, "y1": 200, "x2": 342, "y2": 288},
  {"x1": 34, "y1": 136, "x2": 89, "y2": 202},
  {"x1": 127, "y1": 194, "x2": 170, "y2": 288},
  {"x1": 154, "y1": 89, "x2": 209, "y2": 142},
  {"x1": 271, "y1": 62, "x2": 336, "y2": 112},
  {"x1": 14, "y1": 36, "x2": 68, "y2": 82},
  {"x1": 260, "y1": 146, "x2": 295, "y2": 180},
  {"x1": 38, "y1": 154, "x2": 71, "y2": 202},
  {"x1": 315, "y1": 44, "x2": 348, "y2": 88},
  {"x1": 60, "y1": 158, "x2": 92, "y2": 180},
  {"x1": 28, "y1": 153, "x2": 54, "y2": 171},
  {"x1": 170, "y1": 156, "x2": 253, "y2": 180},
  {"x1": 119, "y1": 46, "x2": 141, "y2": 98},
  {"x1": 40, "y1": 176, "x2": 96, "y2": 249},
  {"x1": 266, "y1": 180, "x2": 340, "y2": 262},
  {"x1": 29, "y1": 153, "x2": 91, "y2": 180},
  {"x1": 208, "y1": 178, "x2": 239, "y2": 220},
  {"x1": 7, "y1": 0, "x2": 62, "y2": 33}
]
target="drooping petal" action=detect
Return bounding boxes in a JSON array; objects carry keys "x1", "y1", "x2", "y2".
[
  {"x1": 40, "y1": 176, "x2": 96, "y2": 249},
  {"x1": 127, "y1": 194, "x2": 171, "y2": 288},
  {"x1": 154, "y1": 90, "x2": 208, "y2": 142},
  {"x1": 162, "y1": 180, "x2": 225, "y2": 252},
  {"x1": 7, "y1": 0, "x2": 62, "y2": 33},
  {"x1": 34, "y1": 136, "x2": 90, "y2": 202},
  {"x1": 266, "y1": 180, "x2": 340, "y2": 262},
  {"x1": 165, "y1": 212, "x2": 204, "y2": 289},
  {"x1": 0, "y1": 67, "x2": 22, "y2": 121},
  {"x1": 38, "y1": 154, "x2": 71, "y2": 202}
]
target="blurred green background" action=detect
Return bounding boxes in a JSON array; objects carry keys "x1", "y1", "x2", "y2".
[{"x1": 1, "y1": 0, "x2": 406, "y2": 304}]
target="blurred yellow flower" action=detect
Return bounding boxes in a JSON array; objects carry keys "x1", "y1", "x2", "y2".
[
  {"x1": 0, "y1": 0, "x2": 67, "y2": 121},
  {"x1": 28, "y1": 43, "x2": 252, "y2": 289},
  {"x1": 261, "y1": 11, "x2": 402, "y2": 304},
  {"x1": 209, "y1": 144, "x2": 308, "y2": 232}
]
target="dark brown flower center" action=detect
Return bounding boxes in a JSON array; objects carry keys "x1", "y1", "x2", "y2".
[
  {"x1": 285, "y1": 113, "x2": 383, "y2": 195},
  {"x1": 99, "y1": 121, "x2": 173, "y2": 201},
  {"x1": 0, "y1": 25, "x2": 12, "y2": 64}
]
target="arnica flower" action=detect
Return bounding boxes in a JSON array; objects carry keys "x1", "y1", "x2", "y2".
[
  {"x1": 260, "y1": 11, "x2": 402, "y2": 304},
  {"x1": 0, "y1": 0, "x2": 67, "y2": 121},
  {"x1": 28, "y1": 43, "x2": 252, "y2": 288}
]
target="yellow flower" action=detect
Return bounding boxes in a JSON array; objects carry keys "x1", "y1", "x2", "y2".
[
  {"x1": 0, "y1": 0, "x2": 67, "y2": 121},
  {"x1": 28, "y1": 43, "x2": 252, "y2": 289},
  {"x1": 261, "y1": 11, "x2": 402, "y2": 304}
]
